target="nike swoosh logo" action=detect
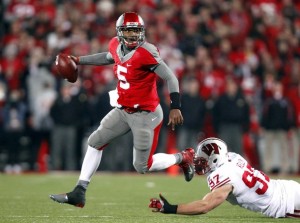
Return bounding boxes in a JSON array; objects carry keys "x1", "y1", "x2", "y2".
[{"x1": 152, "y1": 117, "x2": 157, "y2": 121}]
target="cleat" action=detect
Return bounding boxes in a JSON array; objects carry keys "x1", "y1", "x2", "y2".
[
  {"x1": 49, "y1": 185, "x2": 86, "y2": 208},
  {"x1": 179, "y1": 148, "x2": 195, "y2": 182},
  {"x1": 49, "y1": 193, "x2": 68, "y2": 203}
]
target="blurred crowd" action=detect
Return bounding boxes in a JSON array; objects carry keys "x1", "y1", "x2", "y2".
[{"x1": 0, "y1": 0, "x2": 299, "y2": 175}]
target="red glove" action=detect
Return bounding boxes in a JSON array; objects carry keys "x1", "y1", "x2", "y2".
[
  {"x1": 149, "y1": 198, "x2": 163, "y2": 212},
  {"x1": 149, "y1": 194, "x2": 177, "y2": 214},
  {"x1": 68, "y1": 55, "x2": 79, "y2": 64}
]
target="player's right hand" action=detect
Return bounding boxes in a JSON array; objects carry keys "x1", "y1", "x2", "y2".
[
  {"x1": 68, "y1": 55, "x2": 79, "y2": 64},
  {"x1": 168, "y1": 109, "x2": 184, "y2": 131},
  {"x1": 149, "y1": 197, "x2": 163, "y2": 212}
]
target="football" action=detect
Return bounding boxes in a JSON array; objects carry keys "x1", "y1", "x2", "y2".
[{"x1": 55, "y1": 53, "x2": 78, "y2": 83}]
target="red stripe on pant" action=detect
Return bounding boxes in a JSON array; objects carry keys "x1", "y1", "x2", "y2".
[{"x1": 147, "y1": 121, "x2": 163, "y2": 169}]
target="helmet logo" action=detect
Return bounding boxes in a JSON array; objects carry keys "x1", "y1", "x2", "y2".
[
  {"x1": 126, "y1": 22, "x2": 139, "y2": 26},
  {"x1": 202, "y1": 143, "x2": 220, "y2": 156}
]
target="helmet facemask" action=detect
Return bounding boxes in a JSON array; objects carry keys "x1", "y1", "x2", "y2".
[
  {"x1": 194, "y1": 156, "x2": 209, "y2": 175},
  {"x1": 117, "y1": 26, "x2": 145, "y2": 49}
]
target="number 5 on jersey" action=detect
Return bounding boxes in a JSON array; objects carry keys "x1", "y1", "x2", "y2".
[{"x1": 117, "y1": 65, "x2": 130, "y2": 90}]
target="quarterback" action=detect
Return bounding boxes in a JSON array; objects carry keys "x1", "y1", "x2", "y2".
[
  {"x1": 50, "y1": 12, "x2": 194, "y2": 208},
  {"x1": 149, "y1": 137, "x2": 300, "y2": 218}
]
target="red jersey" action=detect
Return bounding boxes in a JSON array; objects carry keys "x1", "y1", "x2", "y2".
[{"x1": 109, "y1": 37, "x2": 161, "y2": 112}]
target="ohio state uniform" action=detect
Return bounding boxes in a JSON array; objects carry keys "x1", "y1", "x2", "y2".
[
  {"x1": 87, "y1": 37, "x2": 166, "y2": 171},
  {"x1": 206, "y1": 152, "x2": 299, "y2": 218},
  {"x1": 109, "y1": 37, "x2": 160, "y2": 111},
  {"x1": 49, "y1": 12, "x2": 188, "y2": 209}
]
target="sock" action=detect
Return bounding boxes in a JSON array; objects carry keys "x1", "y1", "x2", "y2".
[
  {"x1": 78, "y1": 145, "x2": 103, "y2": 185},
  {"x1": 77, "y1": 180, "x2": 89, "y2": 190},
  {"x1": 174, "y1": 153, "x2": 183, "y2": 164},
  {"x1": 148, "y1": 153, "x2": 177, "y2": 171}
]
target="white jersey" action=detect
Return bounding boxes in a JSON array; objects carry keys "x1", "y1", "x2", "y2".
[{"x1": 206, "y1": 152, "x2": 299, "y2": 218}]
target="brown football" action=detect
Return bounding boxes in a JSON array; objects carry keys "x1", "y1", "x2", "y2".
[{"x1": 55, "y1": 53, "x2": 78, "y2": 83}]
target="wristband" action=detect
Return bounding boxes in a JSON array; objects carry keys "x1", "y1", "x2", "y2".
[
  {"x1": 163, "y1": 204, "x2": 178, "y2": 214},
  {"x1": 170, "y1": 92, "x2": 181, "y2": 109}
]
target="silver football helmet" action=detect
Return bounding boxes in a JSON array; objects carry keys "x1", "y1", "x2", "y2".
[
  {"x1": 194, "y1": 137, "x2": 228, "y2": 175},
  {"x1": 116, "y1": 12, "x2": 145, "y2": 49}
]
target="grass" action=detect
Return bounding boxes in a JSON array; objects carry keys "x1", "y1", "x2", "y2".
[{"x1": 0, "y1": 172, "x2": 299, "y2": 223}]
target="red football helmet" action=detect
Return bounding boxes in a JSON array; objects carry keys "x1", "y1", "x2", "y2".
[
  {"x1": 116, "y1": 12, "x2": 145, "y2": 49},
  {"x1": 194, "y1": 137, "x2": 229, "y2": 175}
]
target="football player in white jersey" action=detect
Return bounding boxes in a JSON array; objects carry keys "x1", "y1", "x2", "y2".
[{"x1": 149, "y1": 137, "x2": 300, "y2": 218}]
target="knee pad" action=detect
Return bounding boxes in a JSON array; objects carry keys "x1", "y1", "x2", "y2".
[
  {"x1": 87, "y1": 128, "x2": 108, "y2": 149},
  {"x1": 87, "y1": 130, "x2": 99, "y2": 147},
  {"x1": 132, "y1": 129, "x2": 153, "y2": 174},
  {"x1": 133, "y1": 129, "x2": 151, "y2": 151},
  {"x1": 133, "y1": 161, "x2": 149, "y2": 174},
  {"x1": 132, "y1": 153, "x2": 150, "y2": 174}
]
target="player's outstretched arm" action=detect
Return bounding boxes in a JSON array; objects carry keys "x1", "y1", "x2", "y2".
[
  {"x1": 70, "y1": 52, "x2": 115, "y2": 66},
  {"x1": 177, "y1": 184, "x2": 232, "y2": 215},
  {"x1": 149, "y1": 184, "x2": 232, "y2": 215}
]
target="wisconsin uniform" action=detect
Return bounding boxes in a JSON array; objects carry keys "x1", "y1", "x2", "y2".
[
  {"x1": 208, "y1": 152, "x2": 300, "y2": 218},
  {"x1": 149, "y1": 137, "x2": 300, "y2": 218}
]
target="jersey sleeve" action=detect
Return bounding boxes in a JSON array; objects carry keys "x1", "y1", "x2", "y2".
[{"x1": 207, "y1": 166, "x2": 232, "y2": 191}]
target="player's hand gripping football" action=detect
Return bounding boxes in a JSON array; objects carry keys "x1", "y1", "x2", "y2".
[
  {"x1": 68, "y1": 55, "x2": 79, "y2": 64},
  {"x1": 55, "y1": 54, "x2": 78, "y2": 83},
  {"x1": 149, "y1": 194, "x2": 177, "y2": 214},
  {"x1": 168, "y1": 109, "x2": 183, "y2": 131}
]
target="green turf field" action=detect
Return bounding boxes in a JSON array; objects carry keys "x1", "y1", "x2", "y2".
[{"x1": 0, "y1": 172, "x2": 298, "y2": 223}]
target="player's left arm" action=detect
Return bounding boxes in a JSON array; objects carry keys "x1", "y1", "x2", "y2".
[
  {"x1": 149, "y1": 184, "x2": 233, "y2": 215},
  {"x1": 153, "y1": 61, "x2": 183, "y2": 130}
]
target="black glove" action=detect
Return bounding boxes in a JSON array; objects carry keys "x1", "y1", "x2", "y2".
[{"x1": 149, "y1": 194, "x2": 178, "y2": 214}]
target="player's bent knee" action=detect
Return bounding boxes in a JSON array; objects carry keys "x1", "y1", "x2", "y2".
[
  {"x1": 134, "y1": 129, "x2": 151, "y2": 150},
  {"x1": 133, "y1": 162, "x2": 149, "y2": 174},
  {"x1": 87, "y1": 129, "x2": 106, "y2": 148},
  {"x1": 87, "y1": 135, "x2": 98, "y2": 148}
]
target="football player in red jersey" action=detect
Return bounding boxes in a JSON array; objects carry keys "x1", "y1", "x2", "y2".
[{"x1": 50, "y1": 12, "x2": 194, "y2": 208}]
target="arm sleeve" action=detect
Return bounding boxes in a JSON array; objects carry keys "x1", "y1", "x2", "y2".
[
  {"x1": 79, "y1": 52, "x2": 114, "y2": 65},
  {"x1": 153, "y1": 61, "x2": 179, "y2": 93}
]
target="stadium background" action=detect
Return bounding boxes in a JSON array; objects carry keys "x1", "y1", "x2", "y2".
[{"x1": 0, "y1": 0, "x2": 300, "y2": 175}]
